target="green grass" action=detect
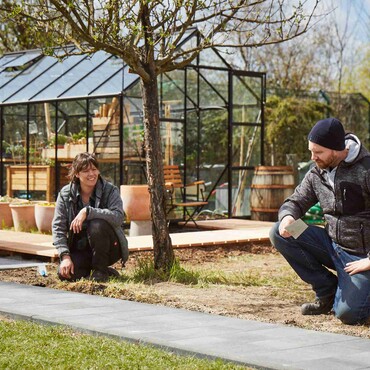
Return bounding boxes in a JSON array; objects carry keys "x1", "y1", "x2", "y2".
[
  {"x1": 124, "y1": 256, "x2": 300, "y2": 289},
  {"x1": 0, "y1": 318, "x2": 251, "y2": 370},
  {"x1": 128, "y1": 258, "x2": 200, "y2": 285}
]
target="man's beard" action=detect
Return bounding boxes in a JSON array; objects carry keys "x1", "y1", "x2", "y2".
[{"x1": 315, "y1": 152, "x2": 336, "y2": 169}]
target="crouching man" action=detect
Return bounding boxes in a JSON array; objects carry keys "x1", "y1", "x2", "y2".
[{"x1": 270, "y1": 118, "x2": 370, "y2": 325}]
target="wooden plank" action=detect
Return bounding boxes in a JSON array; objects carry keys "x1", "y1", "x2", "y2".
[
  {"x1": 181, "y1": 219, "x2": 275, "y2": 230},
  {"x1": 0, "y1": 240, "x2": 57, "y2": 258},
  {"x1": 93, "y1": 130, "x2": 119, "y2": 137},
  {"x1": 127, "y1": 228, "x2": 272, "y2": 252},
  {"x1": 0, "y1": 221, "x2": 273, "y2": 260},
  {"x1": 96, "y1": 153, "x2": 120, "y2": 160},
  {"x1": 93, "y1": 123, "x2": 120, "y2": 131},
  {"x1": 95, "y1": 147, "x2": 120, "y2": 154},
  {"x1": 92, "y1": 136, "x2": 120, "y2": 144}
]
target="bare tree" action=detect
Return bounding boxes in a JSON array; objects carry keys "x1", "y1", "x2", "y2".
[
  {"x1": 0, "y1": 0, "x2": 319, "y2": 272},
  {"x1": 236, "y1": 30, "x2": 337, "y2": 92},
  {"x1": 234, "y1": 0, "x2": 369, "y2": 95}
]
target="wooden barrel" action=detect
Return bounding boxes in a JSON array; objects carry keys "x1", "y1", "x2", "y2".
[{"x1": 250, "y1": 166, "x2": 295, "y2": 221}]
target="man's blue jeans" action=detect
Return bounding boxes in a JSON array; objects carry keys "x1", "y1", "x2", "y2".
[{"x1": 270, "y1": 222, "x2": 370, "y2": 324}]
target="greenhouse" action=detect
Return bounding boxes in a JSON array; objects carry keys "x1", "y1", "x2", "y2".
[{"x1": 0, "y1": 30, "x2": 266, "y2": 219}]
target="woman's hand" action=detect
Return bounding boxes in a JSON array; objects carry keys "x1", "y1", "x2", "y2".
[
  {"x1": 59, "y1": 255, "x2": 74, "y2": 279},
  {"x1": 70, "y1": 208, "x2": 87, "y2": 234},
  {"x1": 344, "y1": 258, "x2": 370, "y2": 275}
]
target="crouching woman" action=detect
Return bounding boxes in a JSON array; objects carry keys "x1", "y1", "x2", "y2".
[{"x1": 52, "y1": 152, "x2": 129, "y2": 282}]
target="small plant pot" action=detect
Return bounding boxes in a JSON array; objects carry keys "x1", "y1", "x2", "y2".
[
  {"x1": 34, "y1": 203, "x2": 55, "y2": 234},
  {"x1": 10, "y1": 203, "x2": 36, "y2": 232},
  {"x1": 0, "y1": 202, "x2": 13, "y2": 229}
]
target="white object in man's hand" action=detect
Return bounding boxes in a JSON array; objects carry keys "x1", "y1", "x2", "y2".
[
  {"x1": 285, "y1": 218, "x2": 308, "y2": 239},
  {"x1": 279, "y1": 215, "x2": 308, "y2": 239}
]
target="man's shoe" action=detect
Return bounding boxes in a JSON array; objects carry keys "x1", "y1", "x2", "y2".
[
  {"x1": 107, "y1": 267, "x2": 120, "y2": 278},
  {"x1": 301, "y1": 294, "x2": 335, "y2": 315},
  {"x1": 90, "y1": 270, "x2": 109, "y2": 283}
]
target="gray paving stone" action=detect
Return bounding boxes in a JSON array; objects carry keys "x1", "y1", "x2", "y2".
[
  {"x1": 0, "y1": 256, "x2": 48, "y2": 270},
  {"x1": 0, "y1": 281, "x2": 369, "y2": 370}
]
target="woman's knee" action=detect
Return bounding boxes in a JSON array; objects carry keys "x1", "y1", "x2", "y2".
[{"x1": 87, "y1": 219, "x2": 111, "y2": 236}]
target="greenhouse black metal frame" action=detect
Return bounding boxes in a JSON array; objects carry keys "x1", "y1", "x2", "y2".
[{"x1": 0, "y1": 29, "x2": 266, "y2": 219}]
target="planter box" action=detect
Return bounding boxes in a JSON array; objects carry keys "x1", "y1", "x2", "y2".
[{"x1": 6, "y1": 165, "x2": 69, "y2": 202}]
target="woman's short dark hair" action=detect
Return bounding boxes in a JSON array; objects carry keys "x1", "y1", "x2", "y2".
[{"x1": 68, "y1": 152, "x2": 99, "y2": 183}]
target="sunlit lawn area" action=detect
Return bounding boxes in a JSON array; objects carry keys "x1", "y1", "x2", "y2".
[{"x1": 0, "y1": 318, "x2": 252, "y2": 370}]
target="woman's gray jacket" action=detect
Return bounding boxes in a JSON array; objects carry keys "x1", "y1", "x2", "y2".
[
  {"x1": 279, "y1": 134, "x2": 370, "y2": 257},
  {"x1": 52, "y1": 177, "x2": 129, "y2": 263}
]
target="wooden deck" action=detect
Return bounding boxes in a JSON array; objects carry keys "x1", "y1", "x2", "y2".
[{"x1": 0, "y1": 219, "x2": 274, "y2": 261}]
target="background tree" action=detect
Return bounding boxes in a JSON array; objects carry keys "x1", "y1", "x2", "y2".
[
  {"x1": 0, "y1": 0, "x2": 319, "y2": 272},
  {"x1": 0, "y1": 0, "x2": 50, "y2": 53},
  {"x1": 343, "y1": 46, "x2": 370, "y2": 101},
  {"x1": 235, "y1": 29, "x2": 336, "y2": 92},
  {"x1": 233, "y1": 0, "x2": 369, "y2": 95},
  {"x1": 264, "y1": 96, "x2": 328, "y2": 166},
  {"x1": 232, "y1": 0, "x2": 369, "y2": 168}
]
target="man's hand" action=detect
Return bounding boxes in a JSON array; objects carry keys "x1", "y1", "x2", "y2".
[
  {"x1": 59, "y1": 255, "x2": 74, "y2": 279},
  {"x1": 344, "y1": 258, "x2": 370, "y2": 275},
  {"x1": 70, "y1": 207, "x2": 87, "y2": 233},
  {"x1": 279, "y1": 215, "x2": 295, "y2": 238}
]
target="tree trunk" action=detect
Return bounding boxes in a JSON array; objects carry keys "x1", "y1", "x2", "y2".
[{"x1": 140, "y1": 75, "x2": 175, "y2": 271}]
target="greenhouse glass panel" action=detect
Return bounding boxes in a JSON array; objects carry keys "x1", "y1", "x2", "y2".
[
  {"x1": 161, "y1": 120, "x2": 184, "y2": 166},
  {"x1": 31, "y1": 55, "x2": 99, "y2": 101},
  {"x1": 232, "y1": 125, "x2": 261, "y2": 168},
  {"x1": 1, "y1": 51, "x2": 41, "y2": 69},
  {"x1": 28, "y1": 103, "x2": 51, "y2": 166},
  {"x1": 7, "y1": 56, "x2": 85, "y2": 103},
  {"x1": 231, "y1": 169, "x2": 254, "y2": 217},
  {"x1": 0, "y1": 53, "x2": 21, "y2": 69},
  {"x1": 60, "y1": 53, "x2": 124, "y2": 98},
  {"x1": 198, "y1": 47, "x2": 229, "y2": 68},
  {"x1": 92, "y1": 65, "x2": 137, "y2": 96},
  {"x1": 199, "y1": 69, "x2": 228, "y2": 109},
  {"x1": 232, "y1": 75, "x2": 262, "y2": 124},
  {"x1": 1, "y1": 57, "x2": 57, "y2": 103}
]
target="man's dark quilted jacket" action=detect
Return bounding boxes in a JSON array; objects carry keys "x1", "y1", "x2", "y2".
[{"x1": 279, "y1": 134, "x2": 370, "y2": 257}]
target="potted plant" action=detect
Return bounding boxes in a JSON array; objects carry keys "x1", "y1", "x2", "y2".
[
  {"x1": 0, "y1": 195, "x2": 14, "y2": 229},
  {"x1": 9, "y1": 199, "x2": 37, "y2": 232},
  {"x1": 34, "y1": 202, "x2": 55, "y2": 234},
  {"x1": 2, "y1": 141, "x2": 11, "y2": 159},
  {"x1": 49, "y1": 134, "x2": 70, "y2": 148},
  {"x1": 6, "y1": 144, "x2": 26, "y2": 164}
]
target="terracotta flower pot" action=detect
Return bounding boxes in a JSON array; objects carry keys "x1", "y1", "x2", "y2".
[
  {"x1": 34, "y1": 203, "x2": 55, "y2": 234},
  {"x1": 0, "y1": 202, "x2": 13, "y2": 229},
  {"x1": 10, "y1": 203, "x2": 36, "y2": 232},
  {"x1": 120, "y1": 185, "x2": 152, "y2": 236},
  {"x1": 120, "y1": 185, "x2": 151, "y2": 221}
]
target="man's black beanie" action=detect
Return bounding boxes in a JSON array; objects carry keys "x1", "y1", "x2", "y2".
[{"x1": 308, "y1": 118, "x2": 345, "y2": 151}]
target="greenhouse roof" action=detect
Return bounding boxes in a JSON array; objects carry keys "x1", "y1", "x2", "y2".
[
  {"x1": 0, "y1": 47, "x2": 139, "y2": 105},
  {"x1": 0, "y1": 29, "x2": 233, "y2": 106}
]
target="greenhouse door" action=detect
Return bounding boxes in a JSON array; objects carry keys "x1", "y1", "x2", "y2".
[{"x1": 228, "y1": 71, "x2": 265, "y2": 218}]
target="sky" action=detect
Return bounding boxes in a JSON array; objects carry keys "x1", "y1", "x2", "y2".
[{"x1": 315, "y1": 0, "x2": 370, "y2": 44}]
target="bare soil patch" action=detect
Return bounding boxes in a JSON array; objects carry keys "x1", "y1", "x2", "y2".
[{"x1": 0, "y1": 242, "x2": 369, "y2": 339}]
